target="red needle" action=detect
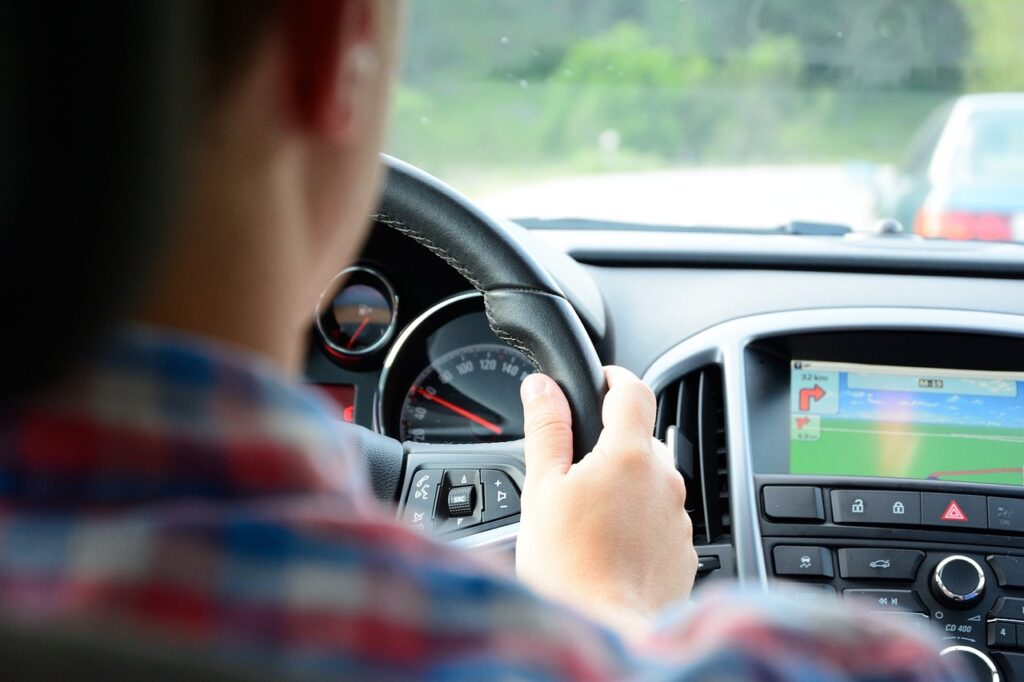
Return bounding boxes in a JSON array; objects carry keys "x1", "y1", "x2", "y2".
[
  {"x1": 414, "y1": 388, "x2": 503, "y2": 435},
  {"x1": 346, "y1": 317, "x2": 370, "y2": 349}
]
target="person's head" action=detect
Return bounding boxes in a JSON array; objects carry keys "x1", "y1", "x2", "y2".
[{"x1": 1, "y1": 1, "x2": 403, "y2": 399}]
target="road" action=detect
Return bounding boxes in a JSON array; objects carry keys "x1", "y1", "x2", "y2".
[{"x1": 476, "y1": 164, "x2": 878, "y2": 231}]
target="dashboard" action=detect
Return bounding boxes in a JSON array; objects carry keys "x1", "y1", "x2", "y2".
[
  {"x1": 305, "y1": 226, "x2": 536, "y2": 444},
  {"x1": 305, "y1": 216, "x2": 1024, "y2": 680}
]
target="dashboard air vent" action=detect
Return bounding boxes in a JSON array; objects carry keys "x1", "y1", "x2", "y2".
[{"x1": 654, "y1": 365, "x2": 731, "y2": 545}]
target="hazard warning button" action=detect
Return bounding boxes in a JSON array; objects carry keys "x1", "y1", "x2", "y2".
[{"x1": 922, "y1": 493, "x2": 987, "y2": 530}]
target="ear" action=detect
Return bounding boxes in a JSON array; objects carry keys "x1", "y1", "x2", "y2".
[{"x1": 284, "y1": 0, "x2": 379, "y2": 144}]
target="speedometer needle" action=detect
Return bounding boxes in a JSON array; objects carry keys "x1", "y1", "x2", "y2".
[{"x1": 414, "y1": 388, "x2": 503, "y2": 435}]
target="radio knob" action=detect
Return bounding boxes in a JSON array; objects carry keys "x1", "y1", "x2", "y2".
[
  {"x1": 932, "y1": 555, "x2": 985, "y2": 609},
  {"x1": 939, "y1": 646, "x2": 1000, "y2": 682}
]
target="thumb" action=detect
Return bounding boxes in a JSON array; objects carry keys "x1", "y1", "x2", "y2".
[{"x1": 521, "y1": 373, "x2": 574, "y2": 484}]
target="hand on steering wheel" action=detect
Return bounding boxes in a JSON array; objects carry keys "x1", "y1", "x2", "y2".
[{"x1": 516, "y1": 367, "x2": 698, "y2": 640}]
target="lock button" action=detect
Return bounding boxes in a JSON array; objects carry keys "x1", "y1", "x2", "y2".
[{"x1": 832, "y1": 490, "x2": 922, "y2": 526}]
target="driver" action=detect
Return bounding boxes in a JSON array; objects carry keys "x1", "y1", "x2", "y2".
[{"x1": 0, "y1": 2, "x2": 956, "y2": 679}]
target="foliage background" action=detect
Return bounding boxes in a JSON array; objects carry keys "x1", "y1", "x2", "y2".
[{"x1": 388, "y1": 0, "x2": 1024, "y2": 195}]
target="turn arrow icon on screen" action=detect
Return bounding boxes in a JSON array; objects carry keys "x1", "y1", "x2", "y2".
[{"x1": 798, "y1": 384, "x2": 826, "y2": 411}]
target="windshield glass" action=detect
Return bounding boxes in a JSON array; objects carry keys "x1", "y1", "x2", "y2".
[{"x1": 388, "y1": 0, "x2": 1024, "y2": 241}]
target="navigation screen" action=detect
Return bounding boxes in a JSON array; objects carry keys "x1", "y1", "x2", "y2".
[{"x1": 790, "y1": 361, "x2": 1024, "y2": 486}]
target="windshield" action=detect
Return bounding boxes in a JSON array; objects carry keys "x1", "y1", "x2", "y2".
[{"x1": 388, "y1": 0, "x2": 1024, "y2": 241}]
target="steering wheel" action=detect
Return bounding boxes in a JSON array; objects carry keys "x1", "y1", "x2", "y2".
[{"x1": 350, "y1": 156, "x2": 607, "y2": 540}]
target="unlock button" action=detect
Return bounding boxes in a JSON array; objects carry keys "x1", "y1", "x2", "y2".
[{"x1": 832, "y1": 490, "x2": 921, "y2": 526}]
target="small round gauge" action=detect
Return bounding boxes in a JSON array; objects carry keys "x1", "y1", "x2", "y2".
[
  {"x1": 399, "y1": 343, "x2": 535, "y2": 443},
  {"x1": 316, "y1": 266, "x2": 398, "y2": 358}
]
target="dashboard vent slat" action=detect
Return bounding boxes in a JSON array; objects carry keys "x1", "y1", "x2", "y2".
[{"x1": 656, "y1": 365, "x2": 730, "y2": 545}]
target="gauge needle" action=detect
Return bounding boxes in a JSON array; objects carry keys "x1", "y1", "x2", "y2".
[
  {"x1": 414, "y1": 388, "x2": 503, "y2": 435},
  {"x1": 346, "y1": 317, "x2": 370, "y2": 349}
]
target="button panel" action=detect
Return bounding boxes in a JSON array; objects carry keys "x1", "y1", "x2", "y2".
[
  {"x1": 763, "y1": 485, "x2": 1024, "y2": 536},
  {"x1": 773, "y1": 545, "x2": 833, "y2": 578},
  {"x1": 785, "y1": 583, "x2": 838, "y2": 603},
  {"x1": 990, "y1": 622, "x2": 1017, "y2": 648},
  {"x1": 762, "y1": 486, "x2": 824, "y2": 522},
  {"x1": 991, "y1": 597, "x2": 1024, "y2": 621},
  {"x1": 761, "y1": 482, "x2": 1024, "y2": 673},
  {"x1": 838, "y1": 548, "x2": 924, "y2": 581},
  {"x1": 403, "y1": 467, "x2": 520, "y2": 535},
  {"x1": 843, "y1": 589, "x2": 925, "y2": 613},
  {"x1": 989, "y1": 497, "x2": 1024, "y2": 534},
  {"x1": 435, "y1": 507, "x2": 482, "y2": 534},
  {"x1": 992, "y1": 652, "x2": 1024, "y2": 678},
  {"x1": 445, "y1": 469, "x2": 480, "y2": 488},
  {"x1": 403, "y1": 469, "x2": 443, "y2": 531},
  {"x1": 922, "y1": 492, "x2": 987, "y2": 530},
  {"x1": 831, "y1": 490, "x2": 921, "y2": 526},
  {"x1": 481, "y1": 469, "x2": 520, "y2": 522},
  {"x1": 989, "y1": 555, "x2": 1024, "y2": 589}
]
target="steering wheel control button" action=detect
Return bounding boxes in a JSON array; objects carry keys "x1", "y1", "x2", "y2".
[
  {"x1": 403, "y1": 469, "x2": 443, "y2": 530},
  {"x1": 445, "y1": 469, "x2": 480, "y2": 488},
  {"x1": 990, "y1": 597, "x2": 1024, "y2": 621},
  {"x1": 762, "y1": 485, "x2": 824, "y2": 522},
  {"x1": 989, "y1": 622, "x2": 1018, "y2": 649},
  {"x1": 941, "y1": 647, "x2": 1001, "y2": 682},
  {"x1": 988, "y1": 555, "x2": 1024, "y2": 589},
  {"x1": 447, "y1": 486, "x2": 476, "y2": 517},
  {"x1": 772, "y1": 545, "x2": 833, "y2": 578},
  {"x1": 989, "y1": 497, "x2": 1024, "y2": 534},
  {"x1": 843, "y1": 589, "x2": 924, "y2": 614},
  {"x1": 481, "y1": 470, "x2": 520, "y2": 523},
  {"x1": 838, "y1": 548, "x2": 924, "y2": 581},
  {"x1": 932, "y1": 555, "x2": 986, "y2": 609},
  {"x1": 433, "y1": 469, "x2": 484, "y2": 534},
  {"x1": 435, "y1": 508, "x2": 482, "y2": 534},
  {"x1": 922, "y1": 493, "x2": 987, "y2": 530},
  {"x1": 831, "y1": 490, "x2": 921, "y2": 526}
]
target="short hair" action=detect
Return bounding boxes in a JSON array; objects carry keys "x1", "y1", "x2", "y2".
[{"x1": 0, "y1": 1, "x2": 280, "y2": 404}]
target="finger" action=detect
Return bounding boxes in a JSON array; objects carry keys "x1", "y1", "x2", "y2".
[
  {"x1": 601, "y1": 366, "x2": 656, "y2": 438},
  {"x1": 521, "y1": 373, "x2": 573, "y2": 484}
]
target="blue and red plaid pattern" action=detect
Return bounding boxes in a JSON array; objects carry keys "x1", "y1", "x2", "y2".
[{"x1": 0, "y1": 326, "x2": 958, "y2": 679}]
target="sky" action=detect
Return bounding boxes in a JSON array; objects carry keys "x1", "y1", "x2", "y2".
[{"x1": 836, "y1": 371, "x2": 1024, "y2": 429}]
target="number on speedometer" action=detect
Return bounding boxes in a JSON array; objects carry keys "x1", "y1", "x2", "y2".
[{"x1": 399, "y1": 344, "x2": 535, "y2": 443}]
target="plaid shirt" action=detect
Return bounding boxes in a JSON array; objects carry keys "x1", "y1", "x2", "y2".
[{"x1": 0, "y1": 327, "x2": 958, "y2": 680}]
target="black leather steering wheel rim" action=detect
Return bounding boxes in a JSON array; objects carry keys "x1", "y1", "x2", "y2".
[{"x1": 374, "y1": 155, "x2": 606, "y2": 460}]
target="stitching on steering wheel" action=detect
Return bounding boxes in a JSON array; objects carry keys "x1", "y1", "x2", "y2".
[
  {"x1": 483, "y1": 296, "x2": 544, "y2": 372},
  {"x1": 372, "y1": 213, "x2": 484, "y2": 290},
  {"x1": 373, "y1": 211, "x2": 546, "y2": 373}
]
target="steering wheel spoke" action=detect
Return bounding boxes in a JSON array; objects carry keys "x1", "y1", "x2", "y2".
[{"x1": 397, "y1": 440, "x2": 524, "y2": 546}]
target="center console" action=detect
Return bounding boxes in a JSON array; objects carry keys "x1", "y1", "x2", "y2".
[
  {"x1": 752, "y1": 331, "x2": 1024, "y2": 680},
  {"x1": 643, "y1": 308, "x2": 1024, "y2": 681}
]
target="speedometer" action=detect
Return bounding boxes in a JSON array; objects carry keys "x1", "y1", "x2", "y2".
[{"x1": 399, "y1": 344, "x2": 535, "y2": 443}]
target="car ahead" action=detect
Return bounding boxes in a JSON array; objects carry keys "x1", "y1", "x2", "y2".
[{"x1": 878, "y1": 93, "x2": 1024, "y2": 241}]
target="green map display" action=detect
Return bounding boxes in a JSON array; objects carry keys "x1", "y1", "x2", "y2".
[{"x1": 790, "y1": 361, "x2": 1024, "y2": 486}]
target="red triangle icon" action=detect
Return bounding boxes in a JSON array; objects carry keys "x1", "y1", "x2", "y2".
[{"x1": 941, "y1": 500, "x2": 968, "y2": 522}]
